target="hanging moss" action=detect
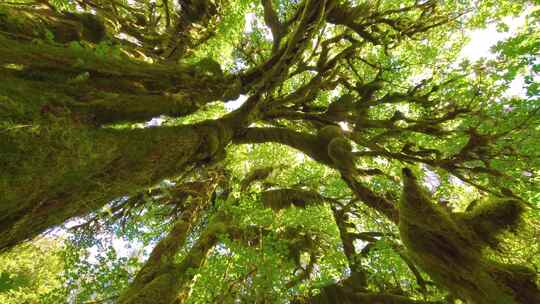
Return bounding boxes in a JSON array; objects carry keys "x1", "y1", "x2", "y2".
[
  {"x1": 261, "y1": 188, "x2": 324, "y2": 211},
  {"x1": 240, "y1": 166, "x2": 275, "y2": 190},
  {"x1": 457, "y1": 198, "x2": 524, "y2": 250}
]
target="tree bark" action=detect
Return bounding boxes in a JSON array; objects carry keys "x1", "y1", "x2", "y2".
[
  {"x1": 1, "y1": 89, "x2": 260, "y2": 250},
  {"x1": 0, "y1": 34, "x2": 241, "y2": 125},
  {"x1": 1, "y1": 125, "x2": 201, "y2": 250},
  {"x1": 234, "y1": 127, "x2": 398, "y2": 221},
  {"x1": 118, "y1": 211, "x2": 231, "y2": 304}
]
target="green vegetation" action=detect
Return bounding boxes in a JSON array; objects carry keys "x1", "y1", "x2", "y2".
[
  {"x1": 0, "y1": 238, "x2": 63, "y2": 303},
  {"x1": 1, "y1": 0, "x2": 539, "y2": 303}
]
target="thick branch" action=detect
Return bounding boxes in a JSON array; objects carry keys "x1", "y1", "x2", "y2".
[
  {"x1": 0, "y1": 35, "x2": 242, "y2": 124},
  {"x1": 261, "y1": 0, "x2": 285, "y2": 53},
  {"x1": 1, "y1": 94, "x2": 260, "y2": 251},
  {"x1": 296, "y1": 281, "x2": 443, "y2": 304},
  {"x1": 234, "y1": 127, "x2": 398, "y2": 222}
]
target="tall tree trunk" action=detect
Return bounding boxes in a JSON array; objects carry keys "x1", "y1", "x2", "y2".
[
  {"x1": 118, "y1": 211, "x2": 232, "y2": 304},
  {"x1": 0, "y1": 34, "x2": 241, "y2": 126},
  {"x1": 1, "y1": 82, "x2": 258, "y2": 251},
  {"x1": 1, "y1": 124, "x2": 201, "y2": 249}
]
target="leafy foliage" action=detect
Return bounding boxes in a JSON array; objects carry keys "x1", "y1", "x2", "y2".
[{"x1": 1, "y1": 0, "x2": 540, "y2": 303}]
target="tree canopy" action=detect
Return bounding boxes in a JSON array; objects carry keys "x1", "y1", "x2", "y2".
[{"x1": 1, "y1": 0, "x2": 540, "y2": 303}]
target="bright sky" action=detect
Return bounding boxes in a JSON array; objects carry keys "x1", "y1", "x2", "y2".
[
  {"x1": 460, "y1": 15, "x2": 528, "y2": 97},
  {"x1": 224, "y1": 94, "x2": 248, "y2": 111}
]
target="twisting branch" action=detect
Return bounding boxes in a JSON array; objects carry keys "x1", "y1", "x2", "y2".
[
  {"x1": 261, "y1": 0, "x2": 285, "y2": 53},
  {"x1": 234, "y1": 127, "x2": 399, "y2": 222}
]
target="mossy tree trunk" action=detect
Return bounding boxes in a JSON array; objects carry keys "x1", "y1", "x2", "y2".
[
  {"x1": 0, "y1": 96, "x2": 262, "y2": 249},
  {"x1": 1, "y1": 0, "x2": 327, "y2": 252},
  {"x1": 2, "y1": 1, "x2": 539, "y2": 303},
  {"x1": 1, "y1": 124, "x2": 198, "y2": 249},
  {"x1": 399, "y1": 168, "x2": 540, "y2": 303},
  {"x1": 116, "y1": 199, "x2": 228, "y2": 304},
  {"x1": 0, "y1": 4, "x2": 251, "y2": 251},
  {"x1": 0, "y1": 34, "x2": 240, "y2": 126}
]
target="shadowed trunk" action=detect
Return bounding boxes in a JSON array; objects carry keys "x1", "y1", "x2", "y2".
[
  {"x1": 0, "y1": 34, "x2": 241, "y2": 126},
  {"x1": 398, "y1": 168, "x2": 540, "y2": 303},
  {"x1": 117, "y1": 202, "x2": 229, "y2": 304},
  {"x1": 1, "y1": 85, "x2": 258, "y2": 250}
]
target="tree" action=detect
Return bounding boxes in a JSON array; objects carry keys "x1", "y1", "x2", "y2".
[{"x1": 1, "y1": 0, "x2": 539, "y2": 303}]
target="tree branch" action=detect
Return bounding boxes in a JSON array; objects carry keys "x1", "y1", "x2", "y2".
[{"x1": 261, "y1": 0, "x2": 285, "y2": 53}]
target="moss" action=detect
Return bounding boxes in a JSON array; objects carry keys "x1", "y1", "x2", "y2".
[
  {"x1": 222, "y1": 77, "x2": 242, "y2": 101},
  {"x1": 0, "y1": 37, "x2": 239, "y2": 248},
  {"x1": 488, "y1": 261, "x2": 540, "y2": 303},
  {"x1": 0, "y1": 123, "x2": 201, "y2": 250},
  {"x1": 0, "y1": 6, "x2": 106, "y2": 44},
  {"x1": 261, "y1": 188, "x2": 323, "y2": 211},
  {"x1": 457, "y1": 198, "x2": 524, "y2": 249},
  {"x1": 0, "y1": 71, "x2": 76, "y2": 122},
  {"x1": 63, "y1": 12, "x2": 107, "y2": 43},
  {"x1": 317, "y1": 125, "x2": 342, "y2": 144},
  {"x1": 0, "y1": 7, "x2": 39, "y2": 38},
  {"x1": 398, "y1": 168, "x2": 540, "y2": 303},
  {"x1": 240, "y1": 166, "x2": 274, "y2": 190},
  {"x1": 0, "y1": 118, "x2": 117, "y2": 248},
  {"x1": 119, "y1": 272, "x2": 181, "y2": 304},
  {"x1": 0, "y1": 117, "x2": 101, "y2": 209},
  {"x1": 193, "y1": 119, "x2": 233, "y2": 159}
]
